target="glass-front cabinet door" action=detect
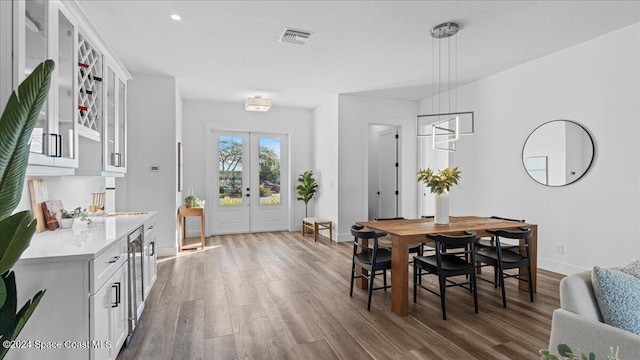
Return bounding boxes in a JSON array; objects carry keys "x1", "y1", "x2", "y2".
[
  {"x1": 21, "y1": 0, "x2": 78, "y2": 168},
  {"x1": 24, "y1": 0, "x2": 52, "y2": 164},
  {"x1": 103, "y1": 65, "x2": 126, "y2": 173},
  {"x1": 54, "y1": 5, "x2": 78, "y2": 167}
]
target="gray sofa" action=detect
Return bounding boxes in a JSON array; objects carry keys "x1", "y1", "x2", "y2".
[{"x1": 547, "y1": 271, "x2": 640, "y2": 357}]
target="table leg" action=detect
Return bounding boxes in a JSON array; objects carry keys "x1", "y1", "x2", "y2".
[
  {"x1": 391, "y1": 234, "x2": 409, "y2": 316},
  {"x1": 200, "y1": 213, "x2": 205, "y2": 249},
  {"x1": 179, "y1": 215, "x2": 184, "y2": 252}
]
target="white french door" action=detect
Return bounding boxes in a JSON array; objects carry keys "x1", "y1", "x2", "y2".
[{"x1": 210, "y1": 131, "x2": 289, "y2": 234}]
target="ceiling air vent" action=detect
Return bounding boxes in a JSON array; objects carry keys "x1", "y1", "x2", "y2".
[{"x1": 279, "y1": 28, "x2": 312, "y2": 45}]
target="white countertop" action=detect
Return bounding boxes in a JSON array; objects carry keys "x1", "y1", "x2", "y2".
[{"x1": 18, "y1": 211, "x2": 157, "y2": 263}]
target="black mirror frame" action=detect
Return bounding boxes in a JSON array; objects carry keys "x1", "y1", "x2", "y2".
[{"x1": 522, "y1": 120, "x2": 595, "y2": 187}]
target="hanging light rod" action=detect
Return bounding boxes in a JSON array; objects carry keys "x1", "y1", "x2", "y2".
[{"x1": 430, "y1": 22, "x2": 459, "y2": 39}]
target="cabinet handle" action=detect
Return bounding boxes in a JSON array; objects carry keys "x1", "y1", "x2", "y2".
[
  {"x1": 108, "y1": 255, "x2": 120, "y2": 263},
  {"x1": 150, "y1": 241, "x2": 155, "y2": 256},
  {"x1": 57, "y1": 134, "x2": 62, "y2": 157},
  {"x1": 111, "y1": 282, "x2": 120, "y2": 308},
  {"x1": 148, "y1": 225, "x2": 154, "y2": 230}
]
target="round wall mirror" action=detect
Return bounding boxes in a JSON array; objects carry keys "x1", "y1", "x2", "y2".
[{"x1": 522, "y1": 120, "x2": 594, "y2": 187}]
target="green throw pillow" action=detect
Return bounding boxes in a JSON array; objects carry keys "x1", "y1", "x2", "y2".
[{"x1": 591, "y1": 266, "x2": 640, "y2": 335}]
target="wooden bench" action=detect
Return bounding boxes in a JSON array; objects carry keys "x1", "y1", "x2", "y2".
[{"x1": 302, "y1": 217, "x2": 332, "y2": 242}]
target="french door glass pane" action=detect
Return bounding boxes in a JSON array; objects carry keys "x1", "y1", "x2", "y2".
[
  {"x1": 219, "y1": 136, "x2": 243, "y2": 206},
  {"x1": 259, "y1": 138, "x2": 281, "y2": 205}
]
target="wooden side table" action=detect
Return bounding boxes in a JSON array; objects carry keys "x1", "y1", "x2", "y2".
[
  {"x1": 302, "y1": 217, "x2": 332, "y2": 242},
  {"x1": 178, "y1": 206, "x2": 205, "y2": 251}
]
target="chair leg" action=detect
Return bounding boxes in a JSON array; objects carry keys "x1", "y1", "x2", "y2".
[
  {"x1": 528, "y1": 264, "x2": 534, "y2": 302},
  {"x1": 349, "y1": 260, "x2": 356, "y2": 297},
  {"x1": 439, "y1": 273, "x2": 447, "y2": 320},
  {"x1": 383, "y1": 269, "x2": 388, "y2": 292},
  {"x1": 494, "y1": 265, "x2": 499, "y2": 288},
  {"x1": 413, "y1": 263, "x2": 418, "y2": 303},
  {"x1": 367, "y1": 268, "x2": 375, "y2": 311},
  {"x1": 499, "y1": 267, "x2": 507, "y2": 308},
  {"x1": 472, "y1": 271, "x2": 479, "y2": 314}
]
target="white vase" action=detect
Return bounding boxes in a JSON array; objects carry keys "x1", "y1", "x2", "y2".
[
  {"x1": 60, "y1": 218, "x2": 74, "y2": 229},
  {"x1": 434, "y1": 192, "x2": 450, "y2": 225}
]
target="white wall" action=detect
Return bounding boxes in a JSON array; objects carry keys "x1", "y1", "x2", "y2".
[
  {"x1": 336, "y1": 95, "x2": 418, "y2": 241},
  {"x1": 419, "y1": 23, "x2": 640, "y2": 274},
  {"x1": 312, "y1": 95, "x2": 339, "y2": 238},
  {"x1": 117, "y1": 73, "x2": 180, "y2": 257},
  {"x1": 182, "y1": 100, "x2": 312, "y2": 234}
]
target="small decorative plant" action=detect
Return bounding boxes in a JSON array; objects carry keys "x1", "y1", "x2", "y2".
[
  {"x1": 184, "y1": 195, "x2": 202, "y2": 208},
  {"x1": 540, "y1": 344, "x2": 620, "y2": 360},
  {"x1": 417, "y1": 166, "x2": 461, "y2": 195},
  {"x1": 296, "y1": 171, "x2": 318, "y2": 218},
  {"x1": 61, "y1": 207, "x2": 91, "y2": 224}
]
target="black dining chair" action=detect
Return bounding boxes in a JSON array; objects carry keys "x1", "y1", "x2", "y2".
[
  {"x1": 413, "y1": 231, "x2": 478, "y2": 320},
  {"x1": 349, "y1": 225, "x2": 392, "y2": 311},
  {"x1": 475, "y1": 216, "x2": 526, "y2": 286},
  {"x1": 475, "y1": 227, "x2": 534, "y2": 307}
]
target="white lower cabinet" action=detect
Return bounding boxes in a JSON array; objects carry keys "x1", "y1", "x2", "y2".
[{"x1": 90, "y1": 261, "x2": 128, "y2": 360}]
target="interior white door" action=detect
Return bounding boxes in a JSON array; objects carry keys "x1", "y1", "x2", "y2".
[
  {"x1": 379, "y1": 127, "x2": 398, "y2": 218},
  {"x1": 211, "y1": 131, "x2": 289, "y2": 234}
]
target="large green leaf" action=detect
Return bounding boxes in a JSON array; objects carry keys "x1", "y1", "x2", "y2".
[
  {"x1": 0, "y1": 60, "x2": 55, "y2": 221},
  {"x1": 11, "y1": 289, "x2": 45, "y2": 346},
  {"x1": 0, "y1": 272, "x2": 17, "y2": 352},
  {"x1": 0, "y1": 211, "x2": 36, "y2": 275}
]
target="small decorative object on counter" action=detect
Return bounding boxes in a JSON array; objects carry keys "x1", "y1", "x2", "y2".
[
  {"x1": 60, "y1": 207, "x2": 92, "y2": 227},
  {"x1": 417, "y1": 166, "x2": 461, "y2": 225}
]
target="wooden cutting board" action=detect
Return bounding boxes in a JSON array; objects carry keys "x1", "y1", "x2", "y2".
[
  {"x1": 42, "y1": 200, "x2": 63, "y2": 231},
  {"x1": 28, "y1": 179, "x2": 49, "y2": 233}
]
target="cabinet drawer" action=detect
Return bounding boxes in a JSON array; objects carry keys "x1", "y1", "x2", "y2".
[
  {"x1": 144, "y1": 217, "x2": 157, "y2": 238},
  {"x1": 90, "y1": 238, "x2": 127, "y2": 294}
]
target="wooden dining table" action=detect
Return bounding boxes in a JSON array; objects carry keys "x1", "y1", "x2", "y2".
[{"x1": 356, "y1": 216, "x2": 538, "y2": 316}]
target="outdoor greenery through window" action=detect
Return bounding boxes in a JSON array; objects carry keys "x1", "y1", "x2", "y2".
[
  {"x1": 218, "y1": 136, "x2": 281, "y2": 206},
  {"x1": 258, "y1": 138, "x2": 281, "y2": 205},
  {"x1": 219, "y1": 136, "x2": 243, "y2": 206}
]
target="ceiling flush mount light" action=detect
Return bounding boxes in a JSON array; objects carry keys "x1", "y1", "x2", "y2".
[
  {"x1": 245, "y1": 96, "x2": 271, "y2": 112},
  {"x1": 416, "y1": 22, "x2": 474, "y2": 152},
  {"x1": 279, "y1": 28, "x2": 312, "y2": 45},
  {"x1": 170, "y1": 14, "x2": 182, "y2": 21}
]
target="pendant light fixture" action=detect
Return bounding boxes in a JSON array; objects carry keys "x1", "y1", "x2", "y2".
[{"x1": 418, "y1": 22, "x2": 474, "y2": 152}]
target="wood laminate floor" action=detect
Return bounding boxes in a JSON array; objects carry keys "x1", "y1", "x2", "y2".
[{"x1": 117, "y1": 231, "x2": 562, "y2": 360}]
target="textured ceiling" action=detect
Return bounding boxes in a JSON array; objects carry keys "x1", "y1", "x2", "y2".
[{"x1": 77, "y1": 0, "x2": 640, "y2": 109}]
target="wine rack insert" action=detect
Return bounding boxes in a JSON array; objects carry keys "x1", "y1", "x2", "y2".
[{"x1": 77, "y1": 33, "x2": 102, "y2": 139}]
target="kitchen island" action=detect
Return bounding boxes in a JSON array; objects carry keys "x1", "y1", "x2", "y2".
[{"x1": 7, "y1": 212, "x2": 157, "y2": 360}]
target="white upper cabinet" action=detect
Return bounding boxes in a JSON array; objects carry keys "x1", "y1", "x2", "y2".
[{"x1": 6, "y1": 0, "x2": 130, "y2": 176}]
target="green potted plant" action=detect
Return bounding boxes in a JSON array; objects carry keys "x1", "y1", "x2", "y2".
[
  {"x1": 59, "y1": 207, "x2": 92, "y2": 228},
  {"x1": 0, "y1": 60, "x2": 53, "y2": 359},
  {"x1": 296, "y1": 171, "x2": 318, "y2": 218},
  {"x1": 417, "y1": 166, "x2": 461, "y2": 224},
  {"x1": 184, "y1": 195, "x2": 202, "y2": 208}
]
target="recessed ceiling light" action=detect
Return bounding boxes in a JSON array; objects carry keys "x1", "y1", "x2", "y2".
[{"x1": 170, "y1": 14, "x2": 182, "y2": 21}]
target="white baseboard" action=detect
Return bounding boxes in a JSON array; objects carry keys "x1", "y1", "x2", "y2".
[
  {"x1": 538, "y1": 257, "x2": 590, "y2": 276},
  {"x1": 157, "y1": 246, "x2": 178, "y2": 258}
]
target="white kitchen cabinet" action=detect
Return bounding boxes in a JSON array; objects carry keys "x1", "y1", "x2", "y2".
[
  {"x1": 15, "y1": 0, "x2": 79, "y2": 171},
  {"x1": 90, "y1": 260, "x2": 128, "y2": 360},
  {"x1": 143, "y1": 217, "x2": 157, "y2": 299},
  {"x1": 3, "y1": 0, "x2": 130, "y2": 176}
]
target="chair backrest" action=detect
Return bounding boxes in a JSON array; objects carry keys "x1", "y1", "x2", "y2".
[
  {"x1": 487, "y1": 227, "x2": 532, "y2": 258},
  {"x1": 427, "y1": 231, "x2": 477, "y2": 261},
  {"x1": 351, "y1": 225, "x2": 387, "y2": 255},
  {"x1": 487, "y1": 227, "x2": 532, "y2": 241}
]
